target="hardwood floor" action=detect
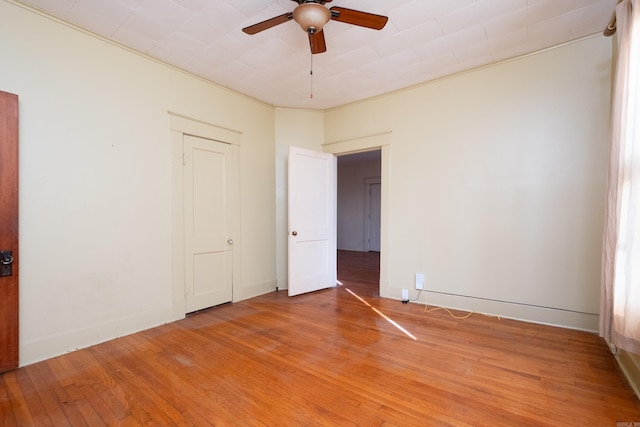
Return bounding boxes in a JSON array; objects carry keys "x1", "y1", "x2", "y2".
[
  {"x1": 1, "y1": 250, "x2": 639, "y2": 425},
  {"x1": 337, "y1": 249, "x2": 380, "y2": 297}
]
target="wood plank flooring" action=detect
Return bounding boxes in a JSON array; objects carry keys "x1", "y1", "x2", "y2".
[{"x1": 1, "y1": 250, "x2": 639, "y2": 425}]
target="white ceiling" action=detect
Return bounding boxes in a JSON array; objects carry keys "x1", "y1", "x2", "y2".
[{"x1": 16, "y1": 0, "x2": 616, "y2": 110}]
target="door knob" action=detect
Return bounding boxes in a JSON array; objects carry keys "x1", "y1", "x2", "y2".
[
  {"x1": 291, "y1": 231, "x2": 297, "y2": 236},
  {"x1": 227, "y1": 239, "x2": 233, "y2": 245}
]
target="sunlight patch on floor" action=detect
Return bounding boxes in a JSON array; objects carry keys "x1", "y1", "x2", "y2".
[{"x1": 344, "y1": 288, "x2": 417, "y2": 341}]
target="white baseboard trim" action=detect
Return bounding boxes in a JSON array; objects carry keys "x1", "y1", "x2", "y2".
[
  {"x1": 240, "y1": 279, "x2": 278, "y2": 301},
  {"x1": 276, "y1": 277, "x2": 287, "y2": 291},
  {"x1": 391, "y1": 288, "x2": 598, "y2": 332},
  {"x1": 616, "y1": 350, "x2": 640, "y2": 400},
  {"x1": 21, "y1": 281, "x2": 280, "y2": 367},
  {"x1": 20, "y1": 306, "x2": 173, "y2": 367}
]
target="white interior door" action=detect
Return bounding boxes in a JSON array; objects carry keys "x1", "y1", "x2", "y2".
[
  {"x1": 288, "y1": 146, "x2": 337, "y2": 297},
  {"x1": 366, "y1": 182, "x2": 381, "y2": 252},
  {"x1": 184, "y1": 135, "x2": 233, "y2": 312}
]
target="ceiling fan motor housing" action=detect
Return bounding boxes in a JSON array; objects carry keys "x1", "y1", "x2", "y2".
[{"x1": 293, "y1": 3, "x2": 331, "y2": 34}]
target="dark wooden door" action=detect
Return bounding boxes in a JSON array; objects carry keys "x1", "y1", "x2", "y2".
[{"x1": 0, "y1": 91, "x2": 19, "y2": 372}]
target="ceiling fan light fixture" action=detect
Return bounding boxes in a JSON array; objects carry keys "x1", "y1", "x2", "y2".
[{"x1": 293, "y1": 3, "x2": 331, "y2": 34}]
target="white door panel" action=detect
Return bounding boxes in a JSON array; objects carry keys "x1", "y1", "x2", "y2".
[
  {"x1": 367, "y1": 182, "x2": 381, "y2": 252},
  {"x1": 184, "y1": 135, "x2": 233, "y2": 312},
  {"x1": 288, "y1": 146, "x2": 337, "y2": 297}
]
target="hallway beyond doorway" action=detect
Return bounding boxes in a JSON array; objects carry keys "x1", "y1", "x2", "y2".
[{"x1": 337, "y1": 250, "x2": 380, "y2": 298}]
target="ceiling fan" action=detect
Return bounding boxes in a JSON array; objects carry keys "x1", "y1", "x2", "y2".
[{"x1": 242, "y1": 0, "x2": 388, "y2": 54}]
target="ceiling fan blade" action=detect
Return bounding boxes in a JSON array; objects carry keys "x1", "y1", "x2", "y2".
[
  {"x1": 309, "y1": 30, "x2": 327, "y2": 54},
  {"x1": 242, "y1": 13, "x2": 293, "y2": 35},
  {"x1": 329, "y1": 7, "x2": 388, "y2": 30}
]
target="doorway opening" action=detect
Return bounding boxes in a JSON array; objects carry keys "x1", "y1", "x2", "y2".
[
  {"x1": 336, "y1": 150, "x2": 381, "y2": 298},
  {"x1": 170, "y1": 113, "x2": 241, "y2": 320}
]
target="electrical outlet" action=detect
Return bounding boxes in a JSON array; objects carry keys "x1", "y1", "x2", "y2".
[
  {"x1": 401, "y1": 289, "x2": 409, "y2": 302},
  {"x1": 415, "y1": 273, "x2": 424, "y2": 290}
]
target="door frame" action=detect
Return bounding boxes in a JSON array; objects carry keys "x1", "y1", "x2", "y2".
[
  {"x1": 170, "y1": 113, "x2": 241, "y2": 320},
  {"x1": 0, "y1": 91, "x2": 19, "y2": 372},
  {"x1": 323, "y1": 132, "x2": 391, "y2": 298}
]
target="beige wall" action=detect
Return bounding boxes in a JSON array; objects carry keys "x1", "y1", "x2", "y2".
[
  {"x1": 323, "y1": 35, "x2": 612, "y2": 330},
  {"x1": 1, "y1": 1, "x2": 276, "y2": 365}
]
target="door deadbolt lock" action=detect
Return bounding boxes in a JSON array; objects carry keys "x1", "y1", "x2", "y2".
[{"x1": 0, "y1": 250, "x2": 13, "y2": 277}]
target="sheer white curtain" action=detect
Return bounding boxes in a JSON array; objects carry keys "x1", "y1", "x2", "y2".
[{"x1": 601, "y1": 0, "x2": 640, "y2": 354}]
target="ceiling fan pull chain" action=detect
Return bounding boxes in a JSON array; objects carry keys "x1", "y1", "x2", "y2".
[{"x1": 310, "y1": 52, "x2": 314, "y2": 99}]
